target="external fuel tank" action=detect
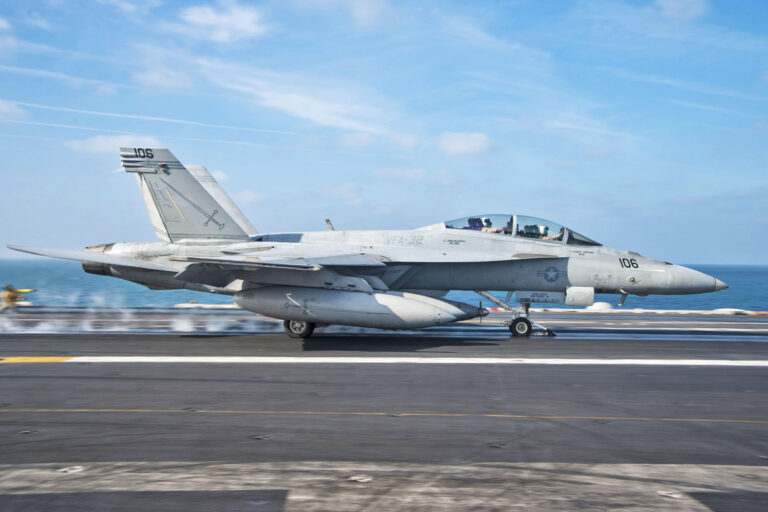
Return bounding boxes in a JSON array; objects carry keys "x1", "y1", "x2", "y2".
[{"x1": 234, "y1": 287, "x2": 486, "y2": 329}]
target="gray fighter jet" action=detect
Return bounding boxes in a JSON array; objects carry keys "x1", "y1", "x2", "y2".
[{"x1": 9, "y1": 148, "x2": 728, "y2": 338}]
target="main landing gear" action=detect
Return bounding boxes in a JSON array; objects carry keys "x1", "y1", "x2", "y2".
[
  {"x1": 283, "y1": 319, "x2": 316, "y2": 338},
  {"x1": 510, "y1": 317, "x2": 532, "y2": 337},
  {"x1": 474, "y1": 291, "x2": 555, "y2": 338}
]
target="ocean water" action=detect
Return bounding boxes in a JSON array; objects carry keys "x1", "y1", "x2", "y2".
[{"x1": 0, "y1": 259, "x2": 765, "y2": 311}]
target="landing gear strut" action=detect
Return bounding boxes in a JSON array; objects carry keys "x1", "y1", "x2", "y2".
[
  {"x1": 474, "y1": 291, "x2": 556, "y2": 338},
  {"x1": 283, "y1": 319, "x2": 315, "y2": 338}
]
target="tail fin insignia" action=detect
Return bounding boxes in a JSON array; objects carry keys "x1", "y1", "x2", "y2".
[{"x1": 120, "y1": 147, "x2": 250, "y2": 243}]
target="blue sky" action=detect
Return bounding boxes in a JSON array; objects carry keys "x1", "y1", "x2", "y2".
[{"x1": 0, "y1": 0, "x2": 765, "y2": 263}]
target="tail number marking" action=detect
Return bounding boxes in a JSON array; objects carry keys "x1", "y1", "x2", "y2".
[
  {"x1": 619, "y1": 258, "x2": 639, "y2": 269},
  {"x1": 134, "y1": 148, "x2": 154, "y2": 159}
]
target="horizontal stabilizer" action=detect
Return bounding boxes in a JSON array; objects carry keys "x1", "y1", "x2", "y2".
[{"x1": 7, "y1": 245, "x2": 174, "y2": 272}]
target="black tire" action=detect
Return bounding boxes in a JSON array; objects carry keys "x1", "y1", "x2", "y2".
[
  {"x1": 509, "y1": 318, "x2": 532, "y2": 337},
  {"x1": 284, "y1": 319, "x2": 315, "y2": 338}
]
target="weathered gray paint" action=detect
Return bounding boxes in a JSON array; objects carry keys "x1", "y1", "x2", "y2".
[{"x1": 8, "y1": 147, "x2": 728, "y2": 331}]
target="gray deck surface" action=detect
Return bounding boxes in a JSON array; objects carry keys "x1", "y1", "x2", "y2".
[{"x1": 1, "y1": 316, "x2": 767, "y2": 510}]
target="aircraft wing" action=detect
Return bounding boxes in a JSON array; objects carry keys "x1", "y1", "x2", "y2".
[
  {"x1": 353, "y1": 247, "x2": 556, "y2": 263},
  {"x1": 7, "y1": 243, "x2": 563, "y2": 293},
  {"x1": 172, "y1": 252, "x2": 386, "y2": 270},
  {"x1": 166, "y1": 245, "x2": 562, "y2": 290},
  {"x1": 215, "y1": 242, "x2": 557, "y2": 265},
  {"x1": 6, "y1": 245, "x2": 176, "y2": 272},
  {"x1": 172, "y1": 256, "x2": 321, "y2": 271}
]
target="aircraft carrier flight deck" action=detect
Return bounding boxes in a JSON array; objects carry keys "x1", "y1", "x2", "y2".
[{"x1": 1, "y1": 308, "x2": 767, "y2": 511}]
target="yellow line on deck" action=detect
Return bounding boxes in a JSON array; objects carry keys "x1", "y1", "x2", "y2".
[
  {"x1": 1, "y1": 408, "x2": 767, "y2": 424},
  {"x1": 0, "y1": 357, "x2": 73, "y2": 363}
]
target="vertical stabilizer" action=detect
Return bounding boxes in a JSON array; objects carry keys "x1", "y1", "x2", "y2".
[
  {"x1": 120, "y1": 148, "x2": 250, "y2": 243},
  {"x1": 187, "y1": 165, "x2": 258, "y2": 237}
]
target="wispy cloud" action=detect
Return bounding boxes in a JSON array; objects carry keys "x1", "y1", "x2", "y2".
[
  {"x1": 130, "y1": 43, "x2": 392, "y2": 131},
  {"x1": 442, "y1": 17, "x2": 511, "y2": 50},
  {"x1": 584, "y1": 147, "x2": 614, "y2": 160},
  {"x1": 25, "y1": 12, "x2": 52, "y2": 30},
  {"x1": 133, "y1": 60, "x2": 192, "y2": 89},
  {"x1": 0, "y1": 100, "x2": 26, "y2": 121},
  {"x1": 323, "y1": 181, "x2": 364, "y2": 206},
  {"x1": 0, "y1": 64, "x2": 121, "y2": 92},
  {"x1": 293, "y1": 0, "x2": 389, "y2": 28},
  {"x1": 340, "y1": 132, "x2": 375, "y2": 148},
  {"x1": 2, "y1": 120, "x2": 131, "y2": 134},
  {"x1": 234, "y1": 190, "x2": 265, "y2": 204},
  {"x1": 389, "y1": 133, "x2": 418, "y2": 149},
  {"x1": 375, "y1": 168, "x2": 427, "y2": 181},
  {"x1": 1, "y1": 119, "x2": 411, "y2": 160},
  {"x1": 548, "y1": 160, "x2": 581, "y2": 169},
  {"x1": 544, "y1": 119, "x2": 638, "y2": 139},
  {"x1": 247, "y1": 81, "x2": 388, "y2": 133},
  {"x1": 0, "y1": 17, "x2": 10, "y2": 30},
  {"x1": 164, "y1": 1, "x2": 270, "y2": 43},
  {"x1": 499, "y1": 109, "x2": 639, "y2": 148},
  {"x1": 575, "y1": 0, "x2": 768, "y2": 52},
  {"x1": 8, "y1": 100, "x2": 296, "y2": 134},
  {"x1": 340, "y1": 132, "x2": 419, "y2": 149},
  {"x1": 0, "y1": 35, "x2": 109, "y2": 61},
  {"x1": 8, "y1": 39, "x2": 398, "y2": 137},
  {"x1": 442, "y1": 16, "x2": 548, "y2": 59},
  {"x1": 599, "y1": 67, "x2": 768, "y2": 102},
  {"x1": 343, "y1": 0, "x2": 388, "y2": 27},
  {"x1": 440, "y1": 16, "x2": 552, "y2": 81},
  {"x1": 0, "y1": 132, "x2": 68, "y2": 143},
  {"x1": 652, "y1": 0, "x2": 709, "y2": 21},
  {"x1": 462, "y1": 68, "x2": 640, "y2": 146},
  {"x1": 211, "y1": 170, "x2": 229, "y2": 182},
  {"x1": 96, "y1": 0, "x2": 162, "y2": 14},
  {"x1": 67, "y1": 134, "x2": 161, "y2": 153},
  {"x1": 175, "y1": 53, "x2": 393, "y2": 132},
  {"x1": 373, "y1": 167, "x2": 454, "y2": 185},
  {"x1": 666, "y1": 99, "x2": 754, "y2": 117},
  {"x1": 2, "y1": 120, "x2": 283, "y2": 148},
  {"x1": 436, "y1": 133, "x2": 492, "y2": 155}
]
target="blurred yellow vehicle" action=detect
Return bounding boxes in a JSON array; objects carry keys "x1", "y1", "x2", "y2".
[{"x1": 1, "y1": 285, "x2": 36, "y2": 312}]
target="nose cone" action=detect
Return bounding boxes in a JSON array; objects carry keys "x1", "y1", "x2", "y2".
[{"x1": 667, "y1": 265, "x2": 728, "y2": 295}]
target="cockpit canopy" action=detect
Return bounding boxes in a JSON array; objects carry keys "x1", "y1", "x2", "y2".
[{"x1": 444, "y1": 214, "x2": 601, "y2": 246}]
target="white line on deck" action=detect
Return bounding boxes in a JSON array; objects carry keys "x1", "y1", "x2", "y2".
[{"x1": 3, "y1": 356, "x2": 766, "y2": 366}]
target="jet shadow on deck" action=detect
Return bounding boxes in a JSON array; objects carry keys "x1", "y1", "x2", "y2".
[{"x1": 299, "y1": 336, "x2": 499, "y2": 352}]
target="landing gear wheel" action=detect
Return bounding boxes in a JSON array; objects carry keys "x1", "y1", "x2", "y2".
[
  {"x1": 284, "y1": 319, "x2": 315, "y2": 338},
  {"x1": 509, "y1": 318, "x2": 532, "y2": 337}
]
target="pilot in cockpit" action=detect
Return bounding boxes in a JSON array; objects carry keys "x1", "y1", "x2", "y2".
[
  {"x1": 542, "y1": 227, "x2": 565, "y2": 241},
  {"x1": 481, "y1": 217, "x2": 503, "y2": 233}
]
